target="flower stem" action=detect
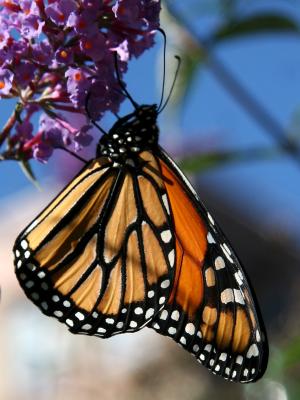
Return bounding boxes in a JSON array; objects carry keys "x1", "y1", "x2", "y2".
[
  {"x1": 166, "y1": 2, "x2": 300, "y2": 166},
  {"x1": 0, "y1": 106, "x2": 21, "y2": 149}
]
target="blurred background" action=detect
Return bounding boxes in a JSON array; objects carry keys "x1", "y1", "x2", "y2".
[{"x1": 1, "y1": 0, "x2": 300, "y2": 399}]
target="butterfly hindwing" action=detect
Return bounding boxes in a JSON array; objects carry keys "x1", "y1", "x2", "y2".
[
  {"x1": 13, "y1": 100, "x2": 268, "y2": 383},
  {"x1": 149, "y1": 149, "x2": 268, "y2": 383},
  {"x1": 14, "y1": 152, "x2": 175, "y2": 337}
]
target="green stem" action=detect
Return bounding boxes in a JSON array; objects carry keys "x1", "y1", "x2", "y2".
[
  {"x1": 0, "y1": 107, "x2": 20, "y2": 149},
  {"x1": 166, "y1": 2, "x2": 300, "y2": 166}
]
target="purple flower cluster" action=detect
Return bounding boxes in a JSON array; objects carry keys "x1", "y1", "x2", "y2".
[{"x1": 0, "y1": 0, "x2": 161, "y2": 163}]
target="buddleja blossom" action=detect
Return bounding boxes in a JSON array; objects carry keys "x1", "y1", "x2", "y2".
[{"x1": 0, "y1": 0, "x2": 161, "y2": 164}]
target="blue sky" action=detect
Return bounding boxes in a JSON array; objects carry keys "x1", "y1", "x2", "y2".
[{"x1": 1, "y1": 1, "x2": 300, "y2": 243}]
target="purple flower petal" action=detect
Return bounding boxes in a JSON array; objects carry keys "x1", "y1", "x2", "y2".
[
  {"x1": 0, "y1": 68, "x2": 14, "y2": 96},
  {"x1": 16, "y1": 120, "x2": 33, "y2": 139},
  {"x1": 74, "y1": 125, "x2": 93, "y2": 150},
  {"x1": 79, "y1": 32, "x2": 106, "y2": 62},
  {"x1": 67, "y1": 10, "x2": 98, "y2": 35},
  {"x1": 33, "y1": 143, "x2": 53, "y2": 163},
  {"x1": 65, "y1": 67, "x2": 92, "y2": 108},
  {"x1": 45, "y1": 0, "x2": 78, "y2": 26},
  {"x1": 31, "y1": 40, "x2": 54, "y2": 66},
  {"x1": 14, "y1": 61, "x2": 36, "y2": 88},
  {"x1": 21, "y1": 15, "x2": 45, "y2": 39},
  {"x1": 55, "y1": 47, "x2": 74, "y2": 65},
  {"x1": 111, "y1": 39, "x2": 129, "y2": 62}
]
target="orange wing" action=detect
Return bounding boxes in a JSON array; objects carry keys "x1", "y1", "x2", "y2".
[
  {"x1": 150, "y1": 149, "x2": 268, "y2": 383},
  {"x1": 14, "y1": 153, "x2": 175, "y2": 337}
]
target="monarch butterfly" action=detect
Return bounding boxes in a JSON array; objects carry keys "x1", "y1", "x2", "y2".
[{"x1": 13, "y1": 47, "x2": 268, "y2": 384}]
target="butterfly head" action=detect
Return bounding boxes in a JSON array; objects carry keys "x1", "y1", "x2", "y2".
[{"x1": 97, "y1": 104, "x2": 159, "y2": 162}]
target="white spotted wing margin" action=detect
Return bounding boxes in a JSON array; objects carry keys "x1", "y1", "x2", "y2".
[
  {"x1": 13, "y1": 157, "x2": 176, "y2": 339},
  {"x1": 149, "y1": 148, "x2": 268, "y2": 383}
]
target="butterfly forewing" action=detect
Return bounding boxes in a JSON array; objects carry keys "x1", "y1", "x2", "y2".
[
  {"x1": 14, "y1": 152, "x2": 175, "y2": 337},
  {"x1": 149, "y1": 149, "x2": 268, "y2": 383},
  {"x1": 13, "y1": 101, "x2": 268, "y2": 383}
]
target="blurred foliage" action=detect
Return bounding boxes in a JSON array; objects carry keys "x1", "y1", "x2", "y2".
[
  {"x1": 178, "y1": 148, "x2": 279, "y2": 173},
  {"x1": 162, "y1": 1, "x2": 300, "y2": 175},
  {"x1": 211, "y1": 14, "x2": 300, "y2": 43}
]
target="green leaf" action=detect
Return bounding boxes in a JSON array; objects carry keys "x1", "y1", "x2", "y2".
[
  {"x1": 19, "y1": 159, "x2": 41, "y2": 190},
  {"x1": 161, "y1": 4, "x2": 206, "y2": 110},
  {"x1": 178, "y1": 148, "x2": 278, "y2": 174},
  {"x1": 281, "y1": 336, "x2": 300, "y2": 370},
  {"x1": 212, "y1": 14, "x2": 300, "y2": 43}
]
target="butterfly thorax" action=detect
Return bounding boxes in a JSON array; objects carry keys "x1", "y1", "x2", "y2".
[{"x1": 97, "y1": 104, "x2": 159, "y2": 163}]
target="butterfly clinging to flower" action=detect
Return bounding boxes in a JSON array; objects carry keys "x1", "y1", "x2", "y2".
[{"x1": 13, "y1": 38, "x2": 268, "y2": 383}]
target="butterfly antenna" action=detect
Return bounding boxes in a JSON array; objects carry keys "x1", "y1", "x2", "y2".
[
  {"x1": 113, "y1": 52, "x2": 138, "y2": 109},
  {"x1": 158, "y1": 55, "x2": 181, "y2": 114},
  {"x1": 157, "y1": 28, "x2": 167, "y2": 110},
  {"x1": 85, "y1": 90, "x2": 108, "y2": 135}
]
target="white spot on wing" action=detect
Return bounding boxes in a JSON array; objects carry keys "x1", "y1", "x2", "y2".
[
  {"x1": 185, "y1": 323, "x2": 195, "y2": 335},
  {"x1": 215, "y1": 256, "x2": 225, "y2": 270},
  {"x1": 54, "y1": 311, "x2": 63, "y2": 318},
  {"x1": 168, "y1": 327, "x2": 176, "y2": 335},
  {"x1": 75, "y1": 312, "x2": 85, "y2": 321},
  {"x1": 171, "y1": 310, "x2": 180, "y2": 321},
  {"x1": 24, "y1": 250, "x2": 31, "y2": 259},
  {"x1": 207, "y1": 212, "x2": 215, "y2": 225},
  {"x1": 168, "y1": 250, "x2": 175, "y2": 267},
  {"x1": 221, "y1": 288, "x2": 234, "y2": 304},
  {"x1": 134, "y1": 307, "x2": 143, "y2": 315},
  {"x1": 234, "y1": 289, "x2": 245, "y2": 305},
  {"x1": 235, "y1": 272, "x2": 243, "y2": 285},
  {"x1": 256, "y1": 330, "x2": 261, "y2": 342},
  {"x1": 219, "y1": 353, "x2": 227, "y2": 362},
  {"x1": 161, "y1": 230, "x2": 172, "y2": 243},
  {"x1": 246, "y1": 344, "x2": 259, "y2": 358},
  {"x1": 162, "y1": 194, "x2": 170, "y2": 215},
  {"x1": 21, "y1": 240, "x2": 28, "y2": 250},
  {"x1": 145, "y1": 308, "x2": 154, "y2": 319},
  {"x1": 160, "y1": 310, "x2": 168, "y2": 320},
  {"x1": 207, "y1": 232, "x2": 215, "y2": 244},
  {"x1": 204, "y1": 344, "x2": 212, "y2": 352},
  {"x1": 236, "y1": 355, "x2": 243, "y2": 365},
  {"x1": 161, "y1": 279, "x2": 170, "y2": 289},
  {"x1": 180, "y1": 336, "x2": 186, "y2": 345},
  {"x1": 223, "y1": 243, "x2": 231, "y2": 255}
]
